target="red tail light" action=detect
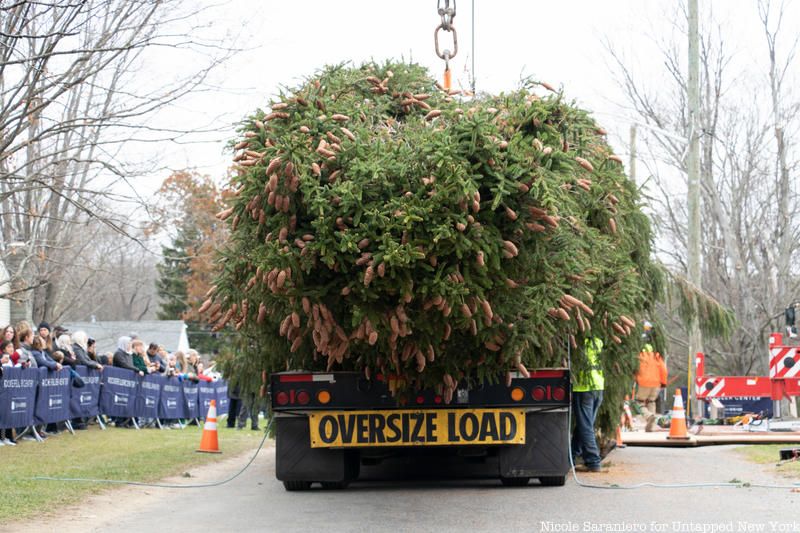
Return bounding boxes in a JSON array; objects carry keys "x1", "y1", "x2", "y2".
[
  {"x1": 552, "y1": 386, "x2": 566, "y2": 401},
  {"x1": 296, "y1": 390, "x2": 310, "y2": 405},
  {"x1": 275, "y1": 391, "x2": 289, "y2": 406},
  {"x1": 532, "y1": 386, "x2": 546, "y2": 401}
]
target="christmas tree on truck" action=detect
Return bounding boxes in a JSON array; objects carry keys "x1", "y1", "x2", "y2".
[{"x1": 206, "y1": 62, "x2": 733, "y2": 489}]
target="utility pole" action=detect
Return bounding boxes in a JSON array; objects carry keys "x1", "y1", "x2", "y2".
[
  {"x1": 629, "y1": 124, "x2": 637, "y2": 185},
  {"x1": 687, "y1": 0, "x2": 702, "y2": 419}
]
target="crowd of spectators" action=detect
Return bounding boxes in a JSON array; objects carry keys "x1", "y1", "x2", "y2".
[{"x1": 1, "y1": 320, "x2": 220, "y2": 445}]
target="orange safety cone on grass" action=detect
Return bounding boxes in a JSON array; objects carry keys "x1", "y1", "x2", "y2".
[
  {"x1": 667, "y1": 389, "x2": 690, "y2": 440},
  {"x1": 197, "y1": 399, "x2": 221, "y2": 453}
]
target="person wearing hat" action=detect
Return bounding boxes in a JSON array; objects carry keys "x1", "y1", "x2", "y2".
[
  {"x1": 635, "y1": 321, "x2": 668, "y2": 432},
  {"x1": 38, "y1": 322, "x2": 53, "y2": 353}
]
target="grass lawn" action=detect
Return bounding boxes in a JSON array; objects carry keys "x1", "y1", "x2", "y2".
[
  {"x1": 0, "y1": 419, "x2": 266, "y2": 522},
  {"x1": 736, "y1": 445, "x2": 800, "y2": 477}
]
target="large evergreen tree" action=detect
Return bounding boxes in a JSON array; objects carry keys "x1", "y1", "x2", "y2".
[
  {"x1": 156, "y1": 225, "x2": 196, "y2": 320},
  {"x1": 154, "y1": 171, "x2": 230, "y2": 356}
]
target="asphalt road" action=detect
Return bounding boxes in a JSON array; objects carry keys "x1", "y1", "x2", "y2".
[{"x1": 23, "y1": 442, "x2": 800, "y2": 533}]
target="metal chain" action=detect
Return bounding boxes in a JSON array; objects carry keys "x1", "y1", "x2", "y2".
[
  {"x1": 434, "y1": 0, "x2": 458, "y2": 69},
  {"x1": 438, "y1": 0, "x2": 456, "y2": 30}
]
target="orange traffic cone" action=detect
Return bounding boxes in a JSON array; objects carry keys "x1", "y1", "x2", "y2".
[
  {"x1": 197, "y1": 399, "x2": 221, "y2": 453},
  {"x1": 667, "y1": 389, "x2": 690, "y2": 440}
]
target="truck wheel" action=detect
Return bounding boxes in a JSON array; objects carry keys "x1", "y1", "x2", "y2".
[
  {"x1": 283, "y1": 480, "x2": 312, "y2": 491},
  {"x1": 500, "y1": 477, "x2": 530, "y2": 487},
  {"x1": 321, "y1": 481, "x2": 349, "y2": 490},
  {"x1": 538, "y1": 475, "x2": 566, "y2": 487}
]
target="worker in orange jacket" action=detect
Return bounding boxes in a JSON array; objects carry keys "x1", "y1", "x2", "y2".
[{"x1": 635, "y1": 321, "x2": 668, "y2": 432}]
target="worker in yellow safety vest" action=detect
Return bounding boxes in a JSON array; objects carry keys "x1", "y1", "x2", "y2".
[
  {"x1": 635, "y1": 320, "x2": 668, "y2": 432},
  {"x1": 572, "y1": 337, "x2": 605, "y2": 472}
]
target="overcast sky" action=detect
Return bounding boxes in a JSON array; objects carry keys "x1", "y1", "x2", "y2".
[{"x1": 128, "y1": 1, "x2": 799, "y2": 205}]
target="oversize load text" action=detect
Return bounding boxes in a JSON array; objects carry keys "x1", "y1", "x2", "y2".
[{"x1": 309, "y1": 409, "x2": 525, "y2": 448}]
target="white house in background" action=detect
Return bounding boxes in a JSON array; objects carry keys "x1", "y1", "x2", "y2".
[
  {"x1": 0, "y1": 261, "x2": 10, "y2": 326},
  {"x1": 62, "y1": 320, "x2": 190, "y2": 355}
]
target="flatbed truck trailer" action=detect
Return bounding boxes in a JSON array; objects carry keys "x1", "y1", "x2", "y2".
[{"x1": 270, "y1": 369, "x2": 571, "y2": 490}]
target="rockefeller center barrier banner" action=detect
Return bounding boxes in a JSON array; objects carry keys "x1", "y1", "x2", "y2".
[
  {"x1": 70, "y1": 366, "x2": 102, "y2": 419},
  {"x1": 1, "y1": 366, "x2": 229, "y2": 425},
  {"x1": 0, "y1": 367, "x2": 38, "y2": 429},
  {"x1": 34, "y1": 367, "x2": 71, "y2": 424}
]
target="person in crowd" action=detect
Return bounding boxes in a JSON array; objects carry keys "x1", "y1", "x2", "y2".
[
  {"x1": 3, "y1": 324, "x2": 18, "y2": 349},
  {"x1": 15, "y1": 322, "x2": 37, "y2": 369},
  {"x1": 174, "y1": 350, "x2": 187, "y2": 372},
  {"x1": 3, "y1": 325, "x2": 20, "y2": 367},
  {"x1": 195, "y1": 361, "x2": 213, "y2": 382},
  {"x1": 131, "y1": 339, "x2": 153, "y2": 374},
  {"x1": 11, "y1": 324, "x2": 41, "y2": 441},
  {"x1": 33, "y1": 332, "x2": 65, "y2": 435},
  {"x1": 99, "y1": 351, "x2": 113, "y2": 365},
  {"x1": 73, "y1": 331, "x2": 102, "y2": 371},
  {"x1": 0, "y1": 342, "x2": 16, "y2": 441},
  {"x1": 53, "y1": 325, "x2": 69, "y2": 339},
  {"x1": 56, "y1": 334, "x2": 78, "y2": 368},
  {"x1": 186, "y1": 349, "x2": 200, "y2": 374},
  {"x1": 110, "y1": 336, "x2": 138, "y2": 428},
  {"x1": 87, "y1": 338, "x2": 98, "y2": 361},
  {"x1": 38, "y1": 322, "x2": 54, "y2": 354},
  {"x1": 113, "y1": 336, "x2": 142, "y2": 375},
  {"x1": 165, "y1": 353, "x2": 179, "y2": 377},
  {"x1": 31, "y1": 335, "x2": 59, "y2": 371},
  {"x1": 146, "y1": 343, "x2": 166, "y2": 373},
  {"x1": 1, "y1": 340, "x2": 15, "y2": 368}
]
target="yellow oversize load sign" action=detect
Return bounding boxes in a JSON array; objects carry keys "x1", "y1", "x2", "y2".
[{"x1": 309, "y1": 409, "x2": 525, "y2": 448}]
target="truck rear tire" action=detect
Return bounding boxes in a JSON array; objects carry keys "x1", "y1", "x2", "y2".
[
  {"x1": 283, "y1": 480, "x2": 312, "y2": 491},
  {"x1": 500, "y1": 476, "x2": 530, "y2": 487},
  {"x1": 538, "y1": 475, "x2": 566, "y2": 487}
]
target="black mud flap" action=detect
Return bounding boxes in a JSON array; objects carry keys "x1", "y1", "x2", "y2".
[
  {"x1": 275, "y1": 416, "x2": 359, "y2": 484},
  {"x1": 498, "y1": 410, "x2": 569, "y2": 480}
]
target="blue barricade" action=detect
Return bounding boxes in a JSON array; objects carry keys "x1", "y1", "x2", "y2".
[
  {"x1": 34, "y1": 368, "x2": 72, "y2": 424},
  {"x1": 70, "y1": 367, "x2": 102, "y2": 418},
  {"x1": 159, "y1": 377, "x2": 185, "y2": 419},
  {"x1": 1, "y1": 365, "x2": 228, "y2": 425},
  {"x1": 134, "y1": 373, "x2": 163, "y2": 418},
  {"x1": 182, "y1": 380, "x2": 199, "y2": 419},
  {"x1": 99, "y1": 366, "x2": 138, "y2": 418},
  {"x1": 214, "y1": 380, "x2": 229, "y2": 416},
  {"x1": 198, "y1": 382, "x2": 217, "y2": 417},
  {"x1": 0, "y1": 367, "x2": 38, "y2": 429}
]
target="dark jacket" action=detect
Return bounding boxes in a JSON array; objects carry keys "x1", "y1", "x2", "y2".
[
  {"x1": 32, "y1": 348, "x2": 58, "y2": 371},
  {"x1": 148, "y1": 352, "x2": 166, "y2": 373},
  {"x1": 73, "y1": 344, "x2": 101, "y2": 370},
  {"x1": 60, "y1": 349, "x2": 78, "y2": 369},
  {"x1": 113, "y1": 348, "x2": 138, "y2": 372}
]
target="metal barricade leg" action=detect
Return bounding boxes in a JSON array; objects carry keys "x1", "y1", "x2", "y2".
[{"x1": 30, "y1": 426, "x2": 44, "y2": 442}]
